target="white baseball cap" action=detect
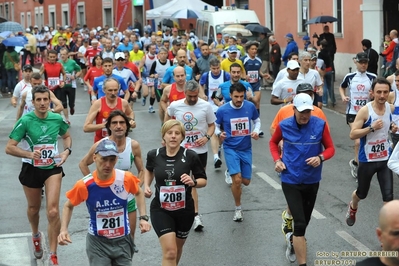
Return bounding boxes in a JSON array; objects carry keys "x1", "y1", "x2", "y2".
[
  {"x1": 44, "y1": 26, "x2": 49, "y2": 31},
  {"x1": 114, "y1": 52, "x2": 125, "y2": 60},
  {"x1": 287, "y1": 60, "x2": 300, "y2": 70},
  {"x1": 109, "y1": 28, "x2": 114, "y2": 32},
  {"x1": 25, "y1": 28, "x2": 31, "y2": 32},
  {"x1": 293, "y1": 94, "x2": 314, "y2": 112},
  {"x1": 97, "y1": 26, "x2": 102, "y2": 31}
]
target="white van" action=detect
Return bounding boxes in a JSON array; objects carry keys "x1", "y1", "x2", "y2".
[{"x1": 197, "y1": 5, "x2": 262, "y2": 44}]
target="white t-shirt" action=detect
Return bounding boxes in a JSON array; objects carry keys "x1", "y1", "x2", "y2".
[
  {"x1": 167, "y1": 98, "x2": 216, "y2": 154},
  {"x1": 271, "y1": 76, "x2": 304, "y2": 105},
  {"x1": 112, "y1": 67, "x2": 136, "y2": 95},
  {"x1": 274, "y1": 67, "x2": 288, "y2": 85},
  {"x1": 13, "y1": 80, "x2": 32, "y2": 104},
  {"x1": 78, "y1": 46, "x2": 87, "y2": 64},
  {"x1": 298, "y1": 69, "x2": 323, "y2": 88}
]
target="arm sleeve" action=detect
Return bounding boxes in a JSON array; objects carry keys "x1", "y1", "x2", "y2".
[
  {"x1": 162, "y1": 70, "x2": 172, "y2": 83},
  {"x1": 9, "y1": 118, "x2": 27, "y2": 142},
  {"x1": 119, "y1": 76, "x2": 128, "y2": 91},
  {"x1": 269, "y1": 125, "x2": 283, "y2": 161},
  {"x1": 320, "y1": 124, "x2": 335, "y2": 160},
  {"x1": 65, "y1": 180, "x2": 88, "y2": 206},
  {"x1": 149, "y1": 61, "x2": 157, "y2": 75},
  {"x1": 145, "y1": 149, "x2": 155, "y2": 171}
]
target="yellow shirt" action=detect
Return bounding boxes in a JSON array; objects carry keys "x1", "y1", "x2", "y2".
[
  {"x1": 187, "y1": 41, "x2": 194, "y2": 51},
  {"x1": 221, "y1": 58, "x2": 246, "y2": 75},
  {"x1": 129, "y1": 50, "x2": 145, "y2": 64},
  {"x1": 51, "y1": 32, "x2": 68, "y2": 47}
]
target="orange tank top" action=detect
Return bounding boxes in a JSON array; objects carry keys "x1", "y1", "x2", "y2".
[
  {"x1": 168, "y1": 83, "x2": 185, "y2": 104},
  {"x1": 94, "y1": 97, "x2": 123, "y2": 142}
]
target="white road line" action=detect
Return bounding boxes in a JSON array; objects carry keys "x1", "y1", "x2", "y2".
[
  {"x1": 0, "y1": 232, "x2": 32, "y2": 239},
  {"x1": 336, "y1": 231, "x2": 372, "y2": 252},
  {"x1": 256, "y1": 172, "x2": 281, "y2": 190},
  {"x1": 256, "y1": 171, "x2": 326, "y2": 219}
]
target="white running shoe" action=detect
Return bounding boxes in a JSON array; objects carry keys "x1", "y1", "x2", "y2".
[
  {"x1": 285, "y1": 232, "x2": 296, "y2": 263},
  {"x1": 233, "y1": 210, "x2": 243, "y2": 222},
  {"x1": 193, "y1": 215, "x2": 204, "y2": 231},
  {"x1": 225, "y1": 169, "x2": 232, "y2": 185}
]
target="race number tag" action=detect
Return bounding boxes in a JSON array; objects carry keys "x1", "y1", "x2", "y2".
[
  {"x1": 367, "y1": 139, "x2": 388, "y2": 160},
  {"x1": 248, "y1": 70, "x2": 259, "y2": 83},
  {"x1": 353, "y1": 98, "x2": 368, "y2": 111},
  {"x1": 96, "y1": 209, "x2": 125, "y2": 238},
  {"x1": 230, "y1": 117, "x2": 250, "y2": 137},
  {"x1": 48, "y1": 77, "x2": 60, "y2": 90},
  {"x1": 65, "y1": 74, "x2": 72, "y2": 84},
  {"x1": 88, "y1": 57, "x2": 94, "y2": 65},
  {"x1": 184, "y1": 131, "x2": 201, "y2": 149},
  {"x1": 147, "y1": 77, "x2": 155, "y2": 86},
  {"x1": 102, "y1": 118, "x2": 108, "y2": 137},
  {"x1": 157, "y1": 78, "x2": 163, "y2": 90},
  {"x1": 33, "y1": 144, "x2": 56, "y2": 166},
  {"x1": 159, "y1": 185, "x2": 186, "y2": 211}
]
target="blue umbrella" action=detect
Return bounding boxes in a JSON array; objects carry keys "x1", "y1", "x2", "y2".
[
  {"x1": 2, "y1": 36, "x2": 28, "y2": 47},
  {"x1": 0, "y1": 21, "x2": 24, "y2": 33},
  {"x1": 171, "y1": 9, "x2": 202, "y2": 19},
  {"x1": 0, "y1": 31, "x2": 12, "y2": 39},
  {"x1": 305, "y1": 16, "x2": 337, "y2": 25}
]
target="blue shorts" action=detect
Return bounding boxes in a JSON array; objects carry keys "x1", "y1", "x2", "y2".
[{"x1": 224, "y1": 148, "x2": 252, "y2": 179}]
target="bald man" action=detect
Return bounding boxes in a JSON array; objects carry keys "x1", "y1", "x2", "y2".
[
  {"x1": 356, "y1": 200, "x2": 399, "y2": 265},
  {"x1": 161, "y1": 49, "x2": 193, "y2": 89}
]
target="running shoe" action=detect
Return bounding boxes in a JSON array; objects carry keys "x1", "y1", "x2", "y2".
[
  {"x1": 70, "y1": 107, "x2": 75, "y2": 115},
  {"x1": 49, "y1": 254, "x2": 59, "y2": 265},
  {"x1": 233, "y1": 210, "x2": 243, "y2": 222},
  {"x1": 79, "y1": 77, "x2": 84, "y2": 85},
  {"x1": 148, "y1": 106, "x2": 155, "y2": 113},
  {"x1": 218, "y1": 145, "x2": 222, "y2": 159},
  {"x1": 83, "y1": 85, "x2": 87, "y2": 91},
  {"x1": 281, "y1": 210, "x2": 293, "y2": 236},
  {"x1": 285, "y1": 232, "x2": 296, "y2": 263},
  {"x1": 193, "y1": 215, "x2": 204, "y2": 231},
  {"x1": 225, "y1": 169, "x2": 232, "y2": 185},
  {"x1": 214, "y1": 157, "x2": 222, "y2": 168},
  {"x1": 259, "y1": 130, "x2": 264, "y2": 137},
  {"x1": 349, "y1": 159, "x2": 358, "y2": 179},
  {"x1": 142, "y1": 97, "x2": 146, "y2": 106},
  {"x1": 32, "y1": 232, "x2": 43, "y2": 259},
  {"x1": 346, "y1": 201, "x2": 357, "y2": 226}
]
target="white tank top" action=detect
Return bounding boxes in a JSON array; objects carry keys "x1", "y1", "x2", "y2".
[
  {"x1": 101, "y1": 50, "x2": 114, "y2": 59},
  {"x1": 144, "y1": 53, "x2": 157, "y2": 75},
  {"x1": 392, "y1": 88, "x2": 399, "y2": 134},
  {"x1": 154, "y1": 59, "x2": 172, "y2": 90},
  {"x1": 207, "y1": 71, "x2": 225, "y2": 112},
  {"x1": 106, "y1": 137, "x2": 134, "y2": 171}
]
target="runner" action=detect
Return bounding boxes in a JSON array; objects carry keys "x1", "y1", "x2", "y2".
[
  {"x1": 220, "y1": 46, "x2": 246, "y2": 79},
  {"x1": 387, "y1": 69, "x2": 399, "y2": 148},
  {"x1": 270, "y1": 93, "x2": 335, "y2": 265},
  {"x1": 215, "y1": 82, "x2": 261, "y2": 221},
  {"x1": 40, "y1": 49, "x2": 67, "y2": 103},
  {"x1": 11, "y1": 64, "x2": 33, "y2": 108},
  {"x1": 58, "y1": 139, "x2": 150, "y2": 265},
  {"x1": 298, "y1": 51, "x2": 323, "y2": 107},
  {"x1": 339, "y1": 52, "x2": 377, "y2": 180},
  {"x1": 77, "y1": 38, "x2": 90, "y2": 90},
  {"x1": 161, "y1": 50, "x2": 193, "y2": 89},
  {"x1": 345, "y1": 78, "x2": 397, "y2": 227},
  {"x1": 58, "y1": 48, "x2": 82, "y2": 124},
  {"x1": 144, "y1": 120, "x2": 207, "y2": 265},
  {"x1": 84, "y1": 38, "x2": 102, "y2": 68},
  {"x1": 138, "y1": 44, "x2": 158, "y2": 107},
  {"x1": 79, "y1": 110, "x2": 144, "y2": 253},
  {"x1": 166, "y1": 80, "x2": 216, "y2": 231},
  {"x1": 83, "y1": 55, "x2": 103, "y2": 103},
  {"x1": 5, "y1": 85, "x2": 72, "y2": 265},
  {"x1": 112, "y1": 52, "x2": 137, "y2": 104},
  {"x1": 84, "y1": 77, "x2": 136, "y2": 143}
]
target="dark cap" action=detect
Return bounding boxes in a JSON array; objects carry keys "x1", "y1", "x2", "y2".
[
  {"x1": 22, "y1": 64, "x2": 33, "y2": 71},
  {"x1": 95, "y1": 139, "x2": 119, "y2": 157},
  {"x1": 296, "y1": 83, "x2": 314, "y2": 94},
  {"x1": 59, "y1": 27, "x2": 65, "y2": 31},
  {"x1": 354, "y1": 52, "x2": 369, "y2": 62},
  {"x1": 172, "y1": 39, "x2": 181, "y2": 45},
  {"x1": 83, "y1": 38, "x2": 89, "y2": 43}
]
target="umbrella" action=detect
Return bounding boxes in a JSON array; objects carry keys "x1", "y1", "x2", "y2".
[
  {"x1": 0, "y1": 31, "x2": 12, "y2": 40},
  {"x1": 162, "y1": 19, "x2": 174, "y2": 28},
  {"x1": 305, "y1": 16, "x2": 337, "y2": 25},
  {"x1": 0, "y1": 17, "x2": 7, "y2": 23},
  {"x1": 2, "y1": 36, "x2": 28, "y2": 47},
  {"x1": 245, "y1": 24, "x2": 271, "y2": 34},
  {"x1": 171, "y1": 9, "x2": 202, "y2": 19},
  {"x1": 0, "y1": 21, "x2": 24, "y2": 33},
  {"x1": 222, "y1": 24, "x2": 252, "y2": 36}
]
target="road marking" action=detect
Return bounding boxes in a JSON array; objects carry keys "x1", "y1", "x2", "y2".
[
  {"x1": 256, "y1": 172, "x2": 281, "y2": 190},
  {"x1": 336, "y1": 231, "x2": 371, "y2": 252},
  {"x1": 0, "y1": 232, "x2": 32, "y2": 239},
  {"x1": 256, "y1": 171, "x2": 326, "y2": 220}
]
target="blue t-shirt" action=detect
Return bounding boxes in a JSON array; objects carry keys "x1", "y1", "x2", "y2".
[
  {"x1": 215, "y1": 100, "x2": 259, "y2": 150},
  {"x1": 217, "y1": 80, "x2": 252, "y2": 103},
  {"x1": 242, "y1": 55, "x2": 262, "y2": 92},
  {"x1": 162, "y1": 65, "x2": 193, "y2": 84},
  {"x1": 117, "y1": 43, "x2": 133, "y2": 52},
  {"x1": 93, "y1": 74, "x2": 128, "y2": 98}
]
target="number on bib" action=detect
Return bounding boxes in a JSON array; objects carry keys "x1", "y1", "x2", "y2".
[
  {"x1": 230, "y1": 117, "x2": 250, "y2": 136},
  {"x1": 367, "y1": 139, "x2": 389, "y2": 160},
  {"x1": 96, "y1": 210, "x2": 125, "y2": 238},
  {"x1": 33, "y1": 144, "x2": 56, "y2": 166},
  {"x1": 159, "y1": 185, "x2": 186, "y2": 211},
  {"x1": 48, "y1": 77, "x2": 60, "y2": 90}
]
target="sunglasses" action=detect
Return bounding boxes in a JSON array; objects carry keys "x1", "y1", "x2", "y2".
[{"x1": 116, "y1": 58, "x2": 125, "y2": 61}]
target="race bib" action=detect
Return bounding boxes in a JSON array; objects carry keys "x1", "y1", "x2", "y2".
[
  {"x1": 157, "y1": 78, "x2": 162, "y2": 90},
  {"x1": 65, "y1": 74, "x2": 72, "y2": 84},
  {"x1": 159, "y1": 185, "x2": 186, "y2": 211},
  {"x1": 96, "y1": 209, "x2": 125, "y2": 239},
  {"x1": 184, "y1": 131, "x2": 202, "y2": 149},
  {"x1": 230, "y1": 117, "x2": 250, "y2": 137},
  {"x1": 367, "y1": 139, "x2": 388, "y2": 160},
  {"x1": 147, "y1": 77, "x2": 154, "y2": 86},
  {"x1": 353, "y1": 98, "x2": 368, "y2": 111},
  {"x1": 33, "y1": 144, "x2": 56, "y2": 166},
  {"x1": 248, "y1": 70, "x2": 259, "y2": 83},
  {"x1": 88, "y1": 57, "x2": 94, "y2": 65},
  {"x1": 48, "y1": 77, "x2": 60, "y2": 90},
  {"x1": 102, "y1": 118, "x2": 108, "y2": 137}
]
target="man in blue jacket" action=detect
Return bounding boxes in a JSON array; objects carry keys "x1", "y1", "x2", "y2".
[{"x1": 282, "y1": 33, "x2": 299, "y2": 66}]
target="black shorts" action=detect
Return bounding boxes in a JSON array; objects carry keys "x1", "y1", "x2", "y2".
[
  {"x1": 19, "y1": 162, "x2": 64, "y2": 188},
  {"x1": 346, "y1": 114, "x2": 356, "y2": 125},
  {"x1": 313, "y1": 93, "x2": 322, "y2": 105},
  {"x1": 39, "y1": 46, "x2": 47, "y2": 52},
  {"x1": 150, "y1": 209, "x2": 195, "y2": 239},
  {"x1": 78, "y1": 62, "x2": 87, "y2": 69},
  {"x1": 53, "y1": 87, "x2": 65, "y2": 103},
  {"x1": 155, "y1": 88, "x2": 163, "y2": 102},
  {"x1": 197, "y1": 152, "x2": 207, "y2": 168}
]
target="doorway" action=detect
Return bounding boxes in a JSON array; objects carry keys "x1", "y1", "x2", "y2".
[{"x1": 383, "y1": 0, "x2": 399, "y2": 35}]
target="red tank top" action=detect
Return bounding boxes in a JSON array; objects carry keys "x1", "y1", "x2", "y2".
[
  {"x1": 44, "y1": 62, "x2": 63, "y2": 90},
  {"x1": 94, "y1": 97, "x2": 123, "y2": 142},
  {"x1": 168, "y1": 83, "x2": 185, "y2": 103}
]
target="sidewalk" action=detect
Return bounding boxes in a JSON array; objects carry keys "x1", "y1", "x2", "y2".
[{"x1": 325, "y1": 76, "x2": 346, "y2": 115}]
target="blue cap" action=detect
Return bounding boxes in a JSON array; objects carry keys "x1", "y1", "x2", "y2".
[
  {"x1": 228, "y1": 45, "x2": 238, "y2": 53},
  {"x1": 302, "y1": 35, "x2": 310, "y2": 41},
  {"x1": 285, "y1": 33, "x2": 293, "y2": 39},
  {"x1": 95, "y1": 139, "x2": 119, "y2": 157}
]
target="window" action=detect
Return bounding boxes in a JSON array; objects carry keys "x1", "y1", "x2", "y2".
[
  {"x1": 39, "y1": 6, "x2": 44, "y2": 28},
  {"x1": 197, "y1": 19, "x2": 203, "y2": 40},
  {"x1": 10, "y1": 2, "x2": 14, "y2": 21},
  {"x1": 202, "y1": 21, "x2": 209, "y2": 42},
  {"x1": 35, "y1": 7, "x2": 39, "y2": 27},
  {"x1": 4, "y1": 3, "x2": 9, "y2": 21},
  {"x1": 27, "y1": 12, "x2": 31, "y2": 27},
  {"x1": 20, "y1": 12, "x2": 25, "y2": 28},
  {"x1": 209, "y1": 26, "x2": 215, "y2": 43},
  {"x1": 334, "y1": 0, "x2": 343, "y2": 34},
  {"x1": 62, "y1": 4, "x2": 69, "y2": 26},
  {"x1": 0, "y1": 5, "x2": 3, "y2": 17},
  {"x1": 78, "y1": 2, "x2": 85, "y2": 25},
  {"x1": 265, "y1": 0, "x2": 274, "y2": 31},
  {"x1": 297, "y1": 0, "x2": 308, "y2": 34},
  {"x1": 48, "y1": 5, "x2": 56, "y2": 28},
  {"x1": 235, "y1": 0, "x2": 248, "y2": 8},
  {"x1": 102, "y1": 0, "x2": 113, "y2": 27}
]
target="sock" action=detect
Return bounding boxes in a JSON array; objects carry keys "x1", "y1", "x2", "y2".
[
  {"x1": 150, "y1": 97, "x2": 155, "y2": 105},
  {"x1": 194, "y1": 212, "x2": 198, "y2": 216},
  {"x1": 299, "y1": 264, "x2": 307, "y2": 266},
  {"x1": 235, "y1": 205, "x2": 242, "y2": 211},
  {"x1": 33, "y1": 232, "x2": 40, "y2": 238},
  {"x1": 284, "y1": 211, "x2": 293, "y2": 219},
  {"x1": 353, "y1": 160, "x2": 358, "y2": 166},
  {"x1": 213, "y1": 154, "x2": 219, "y2": 160}
]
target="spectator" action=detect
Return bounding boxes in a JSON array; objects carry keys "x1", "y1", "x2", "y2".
[
  {"x1": 381, "y1": 29, "x2": 398, "y2": 76},
  {"x1": 381, "y1": 34, "x2": 391, "y2": 68},
  {"x1": 269, "y1": 35, "x2": 281, "y2": 81},
  {"x1": 315, "y1": 25, "x2": 337, "y2": 63},
  {"x1": 302, "y1": 35, "x2": 311, "y2": 51},
  {"x1": 282, "y1": 33, "x2": 298, "y2": 66},
  {"x1": 257, "y1": 32, "x2": 270, "y2": 87},
  {"x1": 133, "y1": 18, "x2": 143, "y2": 36},
  {"x1": 2, "y1": 46, "x2": 19, "y2": 95},
  {"x1": 361, "y1": 39, "x2": 379, "y2": 75}
]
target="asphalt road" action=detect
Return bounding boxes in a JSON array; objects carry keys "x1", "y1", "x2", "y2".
[{"x1": 0, "y1": 84, "x2": 392, "y2": 266}]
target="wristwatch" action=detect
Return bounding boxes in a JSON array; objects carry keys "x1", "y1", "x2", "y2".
[
  {"x1": 369, "y1": 126, "x2": 375, "y2": 132},
  {"x1": 64, "y1": 147, "x2": 72, "y2": 155},
  {"x1": 318, "y1": 154, "x2": 324, "y2": 162},
  {"x1": 139, "y1": 215, "x2": 149, "y2": 221},
  {"x1": 205, "y1": 134, "x2": 211, "y2": 140},
  {"x1": 192, "y1": 179, "x2": 198, "y2": 187}
]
